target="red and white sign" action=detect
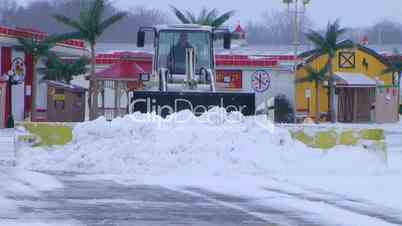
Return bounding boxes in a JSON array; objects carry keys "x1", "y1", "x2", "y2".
[
  {"x1": 216, "y1": 70, "x2": 242, "y2": 89},
  {"x1": 11, "y1": 57, "x2": 26, "y2": 83},
  {"x1": 252, "y1": 70, "x2": 271, "y2": 93}
]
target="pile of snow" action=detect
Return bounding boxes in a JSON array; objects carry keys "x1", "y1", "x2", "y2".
[{"x1": 18, "y1": 108, "x2": 393, "y2": 177}]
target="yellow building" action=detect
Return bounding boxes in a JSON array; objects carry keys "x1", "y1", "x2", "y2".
[{"x1": 296, "y1": 40, "x2": 396, "y2": 123}]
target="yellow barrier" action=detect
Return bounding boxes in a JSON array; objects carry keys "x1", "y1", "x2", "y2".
[
  {"x1": 22, "y1": 123, "x2": 73, "y2": 147},
  {"x1": 290, "y1": 128, "x2": 386, "y2": 151}
]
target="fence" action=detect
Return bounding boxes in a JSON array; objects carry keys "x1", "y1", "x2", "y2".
[{"x1": 0, "y1": 129, "x2": 16, "y2": 166}]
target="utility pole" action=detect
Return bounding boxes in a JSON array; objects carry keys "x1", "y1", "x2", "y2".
[
  {"x1": 284, "y1": 0, "x2": 310, "y2": 122},
  {"x1": 378, "y1": 27, "x2": 383, "y2": 45},
  {"x1": 284, "y1": 0, "x2": 308, "y2": 65},
  {"x1": 293, "y1": 0, "x2": 300, "y2": 70}
]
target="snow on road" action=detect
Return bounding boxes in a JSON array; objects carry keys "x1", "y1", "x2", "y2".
[
  {"x1": 7, "y1": 108, "x2": 402, "y2": 225},
  {"x1": 0, "y1": 167, "x2": 70, "y2": 226}
]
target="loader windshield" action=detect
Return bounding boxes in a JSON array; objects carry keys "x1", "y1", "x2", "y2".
[{"x1": 158, "y1": 30, "x2": 212, "y2": 74}]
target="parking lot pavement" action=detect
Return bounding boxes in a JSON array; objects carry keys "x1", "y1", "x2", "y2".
[{"x1": 6, "y1": 174, "x2": 273, "y2": 226}]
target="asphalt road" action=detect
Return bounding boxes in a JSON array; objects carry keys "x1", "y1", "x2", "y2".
[
  {"x1": 6, "y1": 174, "x2": 274, "y2": 226},
  {"x1": 4, "y1": 171, "x2": 402, "y2": 226}
]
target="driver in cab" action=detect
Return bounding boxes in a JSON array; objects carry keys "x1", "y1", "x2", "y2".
[{"x1": 169, "y1": 33, "x2": 193, "y2": 74}]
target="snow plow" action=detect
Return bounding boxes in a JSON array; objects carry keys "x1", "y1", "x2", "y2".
[{"x1": 132, "y1": 24, "x2": 255, "y2": 117}]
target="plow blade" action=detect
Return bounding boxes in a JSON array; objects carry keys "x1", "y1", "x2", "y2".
[{"x1": 131, "y1": 91, "x2": 255, "y2": 117}]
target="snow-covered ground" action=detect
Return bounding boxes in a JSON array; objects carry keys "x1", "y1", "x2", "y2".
[
  {"x1": 5, "y1": 108, "x2": 402, "y2": 225},
  {"x1": 0, "y1": 166, "x2": 68, "y2": 226}
]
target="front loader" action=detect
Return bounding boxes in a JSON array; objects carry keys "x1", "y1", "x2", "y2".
[{"x1": 132, "y1": 24, "x2": 255, "y2": 117}]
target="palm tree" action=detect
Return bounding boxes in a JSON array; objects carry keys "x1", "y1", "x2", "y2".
[
  {"x1": 170, "y1": 6, "x2": 235, "y2": 28},
  {"x1": 53, "y1": 0, "x2": 127, "y2": 119},
  {"x1": 305, "y1": 20, "x2": 352, "y2": 123},
  {"x1": 17, "y1": 34, "x2": 71, "y2": 120},
  {"x1": 283, "y1": 0, "x2": 293, "y2": 10},
  {"x1": 296, "y1": 64, "x2": 329, "y2": 123},
  {"x1": 43, "y1": 55, "x2": 89, "y2": 84},
  {"x1": 383, "y1": 49, "x2": 402, "y2": 114}
]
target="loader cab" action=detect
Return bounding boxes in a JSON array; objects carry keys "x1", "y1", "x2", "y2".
[
  {"x1": 158, "y1": 30, "x2": 212, "y2": 75},
  {"x1": 137, "y1": 24, "x2": 231, "y2": 92}
]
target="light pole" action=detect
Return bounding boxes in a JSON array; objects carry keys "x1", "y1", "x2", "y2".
[
  {"x1": 3, "y1": 67, "x2": 26, "y2": 128},
  {"x1": 4, "y1": 70, "x2": 19, "y2": 128},
  {"x1": 283, "y1": 0, "x2": 310, "y2": 122}
]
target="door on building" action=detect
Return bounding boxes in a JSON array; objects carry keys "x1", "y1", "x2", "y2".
[
  {"x1": 337, "y1": 87, "x2": 375, "y2": 123},
  {"x1": 0, "y1": 83, "x2": 6, "y2": 128},
  {"x1": 11, "y1": 83, "x2": 25, "y2": 121}
]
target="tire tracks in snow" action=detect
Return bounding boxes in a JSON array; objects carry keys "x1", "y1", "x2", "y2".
[
  {"x1": 174, "y1": 187, "x2": 339, "y2": 226},
  {"x1": 262, "y1": 185, "x2": 402, "y2": 226}
]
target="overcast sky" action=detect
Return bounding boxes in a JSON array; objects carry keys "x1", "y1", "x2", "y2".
[{"x1": 19, "y1": 0, "x2": 402, "y2": 28}]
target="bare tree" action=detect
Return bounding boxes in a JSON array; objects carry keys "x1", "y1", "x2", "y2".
[
  {"x1": 365, "y1": 20, "x2": 402, "y2": 45},
  {"x1": 0, "y1": 0, "x2": 168, "y2": 43},
  {"x1": 99, "y1": 6, "x2": 168, "y2": 43},
  {"x1": 0, "y1": 0, "x2": 18, "y2": 26},
  {"x1": 246, "y1": 10, "x2": 312, "y2": 45}
]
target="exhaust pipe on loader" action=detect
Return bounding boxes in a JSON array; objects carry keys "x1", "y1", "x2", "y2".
[
  {"x1": 185, "y1": 48, "x2": 197, "y2": 90},
  {"x1": 159, "y1": 68, "x2": 168, "y2": 92}
]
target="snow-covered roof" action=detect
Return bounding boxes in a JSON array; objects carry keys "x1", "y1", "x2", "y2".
[
  {"x1": 47, "y1": 80, "x2": 86, "y2": 92},
  {"x1": 334, "y1": 72, "x2": 377, "y2": 87},
  {"x1": 0, "y1": 26, "x2": 88, "y2": 57},
  {"x1": 154, "y1": 24, "x2": 213, "y2": 32},
  {"x1": 94, "y1": 61, "x2": 145, "y2": 81}
]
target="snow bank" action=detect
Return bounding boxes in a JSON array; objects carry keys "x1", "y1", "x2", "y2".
[{"x1": 18, "y1": 108, "x2": 392, "y2": 177}]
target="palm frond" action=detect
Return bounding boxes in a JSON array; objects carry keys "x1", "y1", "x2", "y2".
[
  {"x1": 42, "y1": 55, "x2": 64, "y2": 82},
  {"x1": 91, "y1": 0, "x2": 105, "y2": 25},
  {"x1": 185, "y1": 10, "x2": 197, "y2": 24},
  {"x1": 79, "y1": 7, "x2": 91, "y2": 29},
  {"x1": 295, "y1": 76, "x2": 314, "y2": 83},
  {"x1": 17, "y1": 35, "x2": 60, "y2": 57},
  {"x1": 16, "y1": 37, "x2": 34, "y2": 52},
  {"x1": 53, "y1": 14, "x2": 82, "y2": 31},
  {"x1": 43, "y1": 55, "x2": 89, "y2": 84},
  {"x1": 99, "y1": 12, "x2": 127, "y2": 32},
  {"x1": 297, "y1": 64, "x2": 329, "y2": 84},
  {"x1": 170, "y1": 5, "x2": 191, "y2": 24},
  {"x1": 326, "y1": 19, "x2": 347, "y2": 49},
  {"x1": 212, "y1": 10, "x2": 235, "y2": 27},
  {"x1": 44, "y1": 32, "x2": 83, "y2": 45},
  {"x1": 71, "y1": 57, "x2": 90, "y2": 74},
  {"x1": 306, "y1": 30, "x2": 326, "y2": 49},
  {"x1": 205, "y1": 9, "x2": 218, "y2": 24},
  {"x1": 198, "y1": 8, "x2": 209, "y2": 25}
]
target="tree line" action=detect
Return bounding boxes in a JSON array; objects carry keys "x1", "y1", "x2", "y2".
[
  {"x1": 0, "y1": 0, "x2": 168, "y2": 43},
  {"x1": 246, "y1": 11, "x2": 402, "y2": 45}
]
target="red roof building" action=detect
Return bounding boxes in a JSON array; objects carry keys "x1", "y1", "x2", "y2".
[
  {"x1": 0, "y1": 26, "x2": 87, "y2": 126},
  {"x1": 233, "y1": 24, "x2": 246, "y2": 39},
  {"x1": 95, "y1": 61, "x2": 145, "y2": 81}
]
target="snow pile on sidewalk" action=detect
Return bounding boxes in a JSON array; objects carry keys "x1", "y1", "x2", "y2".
[{"x1": 18, "y1": 108, "x2": 392, "y2": 176}]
